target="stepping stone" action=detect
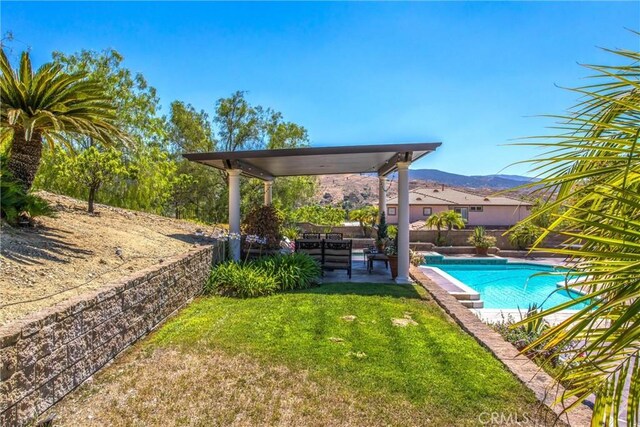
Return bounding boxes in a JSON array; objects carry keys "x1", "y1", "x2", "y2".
[{"x1": 392, "y1": 317, "x2": 418, "y2": 327}]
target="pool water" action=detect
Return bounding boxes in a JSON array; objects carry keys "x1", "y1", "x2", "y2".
[{"x1": 433, "y1": 263, "x2": 588, "y2": 310}]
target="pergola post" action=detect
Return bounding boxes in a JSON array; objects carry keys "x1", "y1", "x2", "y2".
[
  {"x1": 264, "y1": 180, "x2": 273, "y2": 206},
  {"x1": 378, "y1": 175, "x2": 386, "y2": 223},
  {"x1": 228, "y1": 169, "x2": 242, "y2": 261},
  {"x1": 396, "y1": 161, "x2": 411, "y2": 284}
]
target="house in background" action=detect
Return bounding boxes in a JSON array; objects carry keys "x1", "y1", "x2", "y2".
[{"x1": 385, "y1": 186, "x2": 532, "y2": 228}]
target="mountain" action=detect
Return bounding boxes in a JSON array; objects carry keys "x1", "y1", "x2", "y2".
[{"x1": 406, "y1": 169, "x2": 536, "y2": 190}]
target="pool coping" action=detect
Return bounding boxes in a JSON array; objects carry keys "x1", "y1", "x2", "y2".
[
  {"x1": 419, "y1": 266, "x2": 481, "y2": 301},
  {"x1": 410, "y1": 265, "x2": 593, "y2": 426}
]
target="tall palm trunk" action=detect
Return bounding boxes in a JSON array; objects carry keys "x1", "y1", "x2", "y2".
[{"x1": 7, "y1": 130, "x2": 43, "y2": 191}]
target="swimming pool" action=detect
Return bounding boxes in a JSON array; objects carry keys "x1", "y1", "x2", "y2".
[{"x1": 430, "y1": 263, "x2": 588, "y2": 310}]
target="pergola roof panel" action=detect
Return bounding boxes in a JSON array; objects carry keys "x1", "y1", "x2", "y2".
[{"x1": 183, "y1": 142, "x2": 441, "y2": 179}]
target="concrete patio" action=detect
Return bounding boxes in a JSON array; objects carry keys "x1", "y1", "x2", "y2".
[{"x1": 319, "y1": 252, "x2": 403, "y2": 284}]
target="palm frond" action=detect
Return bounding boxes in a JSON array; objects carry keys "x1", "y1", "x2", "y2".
[{"x1": 511, "y1": 44, "x2": 640, "y2": 426}]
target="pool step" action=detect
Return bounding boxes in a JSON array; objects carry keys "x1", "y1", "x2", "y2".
[{"x1": 459, "y1": 299, "x2": 484, "y2": 308}]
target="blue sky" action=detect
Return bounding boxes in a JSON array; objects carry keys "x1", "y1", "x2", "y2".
[{"x1": 2, "y1": 1, "x2": 638, "y2": 175}]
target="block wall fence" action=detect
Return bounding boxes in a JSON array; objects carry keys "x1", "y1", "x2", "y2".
[
  {"x1": 296, "y1": 223, "x2": 566, "y2": 250},
  {"x1": 0, "y1": 245, "x2": 221, "y2": 427}
]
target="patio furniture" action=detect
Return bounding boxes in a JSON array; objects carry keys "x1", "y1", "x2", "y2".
[
  {"x1": 366, "y1": 252, "x2": 389, "y2": 274},
  {"x1": 294, "y1": 239, "x2": 323, "y2": 265},
  {"x1": 294, "y1": 239, "x2": 353, "y2": 279},
  {"x1": 302, "y1": 233, "x2": 321, "y2": 239},
  {"x1": 325, "y1": 232, "x2": 343, "y2": 240},
  {"x1": 362, "y1": 245, "x2": 376, "y2": 266},
  {"x1": 323, "y1": 239, "x2": 352, "y2": 279}
]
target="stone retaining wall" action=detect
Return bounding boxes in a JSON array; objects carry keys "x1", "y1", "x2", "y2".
[{"x1": 0, "y1": 245, "x2": 219, "y2": 427}]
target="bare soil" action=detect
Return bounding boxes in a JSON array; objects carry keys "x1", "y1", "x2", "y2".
[{"x1": 0, "y1": 192, "x2": 220, "y2": 326}]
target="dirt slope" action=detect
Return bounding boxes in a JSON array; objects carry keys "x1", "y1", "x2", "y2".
[{"x1": 0, "y1": 192, "x2": 219, "y2": 326}]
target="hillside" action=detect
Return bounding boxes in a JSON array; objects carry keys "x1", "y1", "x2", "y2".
[
  {"x1": 0, "y1": 192, "x2": 219, "y2": 326},
  {"x1": 314, "y1": 169, "x2": 533, "y2": 208}
]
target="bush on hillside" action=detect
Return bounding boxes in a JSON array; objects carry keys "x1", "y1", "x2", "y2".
[{"x1": 1, "y1": 156, "x2": 55, "y2": 226}]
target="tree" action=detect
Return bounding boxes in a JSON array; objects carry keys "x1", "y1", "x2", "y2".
[
  {"x1": 214, "y1": 91, "x2": 261, "y2": 152},
  {"x1": 350, "y1": 206, "x2": 378, "y2": 237},
  {"x1": 513, "y1": 44, "x2": 639, "y2": 425},
  {"x1": 167, "y1": 101, "x2": 224, "y2": 221},
  {"x1": 71, "y1": 145, "x2": 128, "y2": 213},
  {"x1": 51, "y1": 49, "x2": 166, "y2": 150},
  {"x1": 442, "y1": 210, "x2": 466, "y2": 242},
  {"x1": 425, "y1": 212, "x2": 446, "y2": 245},
  {"x1": 425, "y1": 210, "x2": 465, "y2": 245},
  {"x1": 169, "y1": 173, "x2": 198, "y2": 219},
  {"x1": 33, "y1": 49, "x2": 174, "y2": 216},
  {"x1": 287, "y1": 205, "x2": 346, "y2": 226},
  {"x1": 0, "y1": 49, "x2": 123, "y2": 191}
]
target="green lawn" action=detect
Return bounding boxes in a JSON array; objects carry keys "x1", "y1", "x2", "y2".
[{"x1": 50, "y1": 282, "x2": 553, "y2": 426}]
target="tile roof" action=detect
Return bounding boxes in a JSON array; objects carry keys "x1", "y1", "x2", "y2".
[{"x1": 386, "y1": 187, "x2": 531, "y2": 206}]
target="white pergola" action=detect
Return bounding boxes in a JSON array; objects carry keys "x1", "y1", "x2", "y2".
[{"x1": 184, "y1": 142, "x2": 441, "y2": 284}]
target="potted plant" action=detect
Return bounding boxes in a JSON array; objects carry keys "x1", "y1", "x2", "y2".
[
  {"x1": 376, "y1": 212, "x2": 388, "y2": 251},
  {"x1": 468, "y1": 226, "x2": 496, "y2": 256},
  {"x1": 385, "y1": 235, "x2": 398, "y2": 279}
]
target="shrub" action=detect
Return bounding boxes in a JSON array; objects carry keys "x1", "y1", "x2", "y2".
[
  {"x1": 490, "y1": 304, "x2": 558, "y2": 365},
  {"x1": 410, "y1": 249, "x2": 423, "y2": 266},
  {"x1": 242, "y1": 205, "x2": 282, "y2": 249},
  {"x1": 508, "y1": 223, "x2": 542, "y2": 250},
  {"x1": 1, "y1": 157, "x2": 55, "y2": 226},
  {"x1": 281, "y1": 226, "x2": 300, "y2": 241},
  {"x1": 376, "y1": 211, "x2": 388, "y2": 242},
  {"x1": 206, "y1": 262, "x2": 278, "y2": 298},
  {"x1": 467, "y1": 226, "x2": 496, "y2": 249},
  {"x1": 286, "y1": 205, "x2": 346, "y2": 226},
  {"x1": 254, "y1": 252, "x2": 321, "y2": 291}
]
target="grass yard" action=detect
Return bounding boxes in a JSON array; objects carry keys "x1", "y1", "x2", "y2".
[{"x1": 48, "y1": 282, "x2": 559, "y2": 426}]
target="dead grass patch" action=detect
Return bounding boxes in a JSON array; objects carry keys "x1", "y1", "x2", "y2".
[{"x1": 48, "y1": 347, "x2": 440, "y2": 427}]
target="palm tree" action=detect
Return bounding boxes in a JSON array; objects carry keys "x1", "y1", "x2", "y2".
[
  {"x1": 514, "y1": 45, "x2": 639, "y2": 426},
  {"x1": 425, "y1": 212, "x2": 446, "y2": 245},
  {"x1": 0, "y1": 49, "x2": 123, "y2": 190},
  {"x1": 441, "y1": 210, "x2": 466, "y2": 242}
]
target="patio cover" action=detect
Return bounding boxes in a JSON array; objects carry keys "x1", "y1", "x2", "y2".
[
  {"x1": 183, "y1": 142, "x2": 441, "y2": 180},
  {"x1": 184, "y1": 142, "x2": 442, "y2": 284}
]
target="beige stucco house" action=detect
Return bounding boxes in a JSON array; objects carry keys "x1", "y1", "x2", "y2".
[{"x1": 385, "y1": 187, "x2": 532, "y2": 227}]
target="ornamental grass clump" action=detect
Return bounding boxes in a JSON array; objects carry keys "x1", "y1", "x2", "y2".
[
  {"x1": 206, "y1": 262, "x2": 278, "y2": 298},
  {"x1": 254, "y1": 252, "x2": 321, "y2": 291}
]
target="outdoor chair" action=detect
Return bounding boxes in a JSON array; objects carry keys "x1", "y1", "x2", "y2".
[
  {"x1": 294, "y1": 239, "x2": 323, "y2": 265},
  {"x1": 302, "y1": 233, "x2": 321, "y2": 239},
  {"x1": 322, "y1": 239, "x2": 352, "y2": 279},
  {"x1": 325, "y1": 232, "x2": 343, "y2": 240}
]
